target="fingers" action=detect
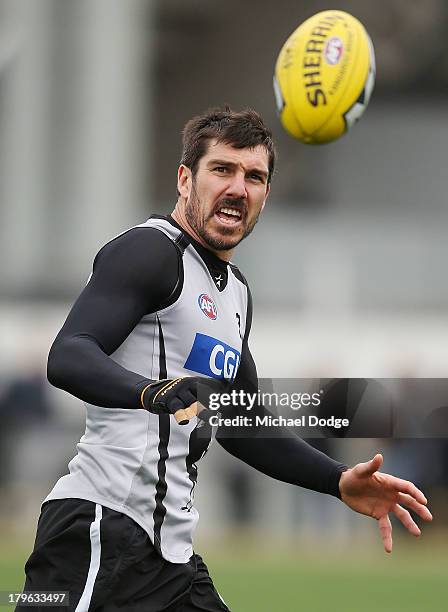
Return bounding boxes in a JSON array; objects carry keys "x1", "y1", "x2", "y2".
[
  {"x1": 174, "y1": 409, "x2": 189, "y2": 425},
  {"x1": 378, "y1": 514, "x2": 393, "y2": 553},
  {"x1": 398, "y1": 493, "x2": 433, "y2": 522},
  {"x1": 178, "y1": 389, "x2": 197, "y2": 409},
  {"x1": 372, "y1": 453, "x2": 384, "y2": 470},
  {"x1": 174, "y1": 402, "x2": 199, "y2": 425},
  {"x1": 355, "y1": 456, "x2": 428, "y2": 512},
  {"x1": 184, "y1": 402, "x2": 199, "y2": 420},
  {"x1": 171, "y1": 390, "x2": 198, "y2": 425},
  {"x1": 379, "y1": 500, "x2": 432, "y2": 554},
  {"x1": 355, "y1": 453, "x2": 383, "y2": 477},
  {"x1": 393, "y1": 504, "x2": 421, "y2": 537},
  {"x1": 383, "y1": 475, "x2": 428, "y2": 505},
  {"x1": 169, "y1": 391, "x2": 196, "y2": 422}
]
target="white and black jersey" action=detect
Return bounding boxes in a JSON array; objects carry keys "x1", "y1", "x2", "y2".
[
  {"x1": 46, "y1": 217, "x2": 249, "y2": 563},
  {"x1": 46, "y1": 215, "x2": 346, "y2": 564}
]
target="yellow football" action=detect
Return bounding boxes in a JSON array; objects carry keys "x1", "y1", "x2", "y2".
[{"x1": 273, "y1": 10, "x2": 375, "y2": 144}]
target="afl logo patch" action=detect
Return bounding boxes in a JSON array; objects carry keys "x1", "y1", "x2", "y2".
[
  {"x1": 324, "y1": 37, "x2": 344, "y2": 65},
  {"x1": 198, "y1": 293, "x2": 218, "y2": 320}
]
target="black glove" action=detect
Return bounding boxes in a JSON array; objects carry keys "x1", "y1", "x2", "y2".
[{"x1": 140, "y1": 376, "x2": 226, "y2": 425}]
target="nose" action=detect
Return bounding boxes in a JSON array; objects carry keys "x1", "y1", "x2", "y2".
[{"x1": 225, "y1": 171, "x2": 247, "y2": 199}]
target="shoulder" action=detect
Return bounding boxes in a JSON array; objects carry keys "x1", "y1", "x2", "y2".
[
  {"x1": 229, "y1": 263, "x2": 252, "y2": 308},
  {"x1": 89, "y1": 226, "x2": 183, "y2": 306},
  {"x1": 93, "y1": 226, "x2": 181, "y2": 270},
  {"x1": 79, "y1": 225, "x2": 187, "y2": 311},
  {"x1": 229, "y1": 262, "x2": 250, "y2": 290}
]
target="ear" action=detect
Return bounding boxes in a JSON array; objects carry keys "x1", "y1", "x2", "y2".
[
  {"x1": 261, "y1": 182, "x2": 271, "y2": 212},
  {"x1": 177, "y1": 165, "x2": 192, "y2": 199}
]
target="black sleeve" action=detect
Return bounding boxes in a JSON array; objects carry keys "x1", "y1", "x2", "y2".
[
  {"x1": 215, "y1": 287, "x2": 347, "y2": 498},
  {"x1": 47, "y1": 228, "x2": 181, "y2": 409}
]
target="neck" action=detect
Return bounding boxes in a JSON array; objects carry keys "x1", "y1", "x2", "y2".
[{"x1": 171, "y1": 201, "x2": 234, "y2": 262}]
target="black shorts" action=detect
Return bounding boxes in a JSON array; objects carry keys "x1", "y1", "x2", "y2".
[{"x1": 18, "y1": 499, "x2": 230, "y2": 612}]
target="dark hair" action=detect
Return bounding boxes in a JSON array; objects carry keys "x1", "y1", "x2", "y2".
[{"x1": 180, "y1": 106, "x2": 276, "y2": 184}]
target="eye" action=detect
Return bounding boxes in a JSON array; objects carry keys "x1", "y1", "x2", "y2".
[
  {"x1": 248, "y1": 173, "x2": 264, "y2": 183},
  {"x1": 213, "y1": 166, "x2": 229, "y2": 174}
]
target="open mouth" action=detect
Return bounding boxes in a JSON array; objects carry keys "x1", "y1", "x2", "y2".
[{"x1": 215, "y1": 206, "x2": 243, "y2": 225}]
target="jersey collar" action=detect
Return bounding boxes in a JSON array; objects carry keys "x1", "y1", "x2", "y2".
[{"x1": 152, "y1": 215, "x2": 230, "y2": 291}]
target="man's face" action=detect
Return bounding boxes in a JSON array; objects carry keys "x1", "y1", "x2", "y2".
[{"x1": 181, "y1": 140, "x2": 270, "y2": 252}]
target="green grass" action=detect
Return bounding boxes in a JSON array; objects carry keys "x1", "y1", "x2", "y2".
[
  {"x1": 204, "y1": 533, "x2": 448, "y2": 612},
  {"x1": 208, "y1": 556, "x2": 446, "y2": 612},
  {"x1": 0, "y1": 550, "x2": 26, "y2": 592},
  {"x1": 2, "y1": 534, "x2": 447, "y2": 611}
]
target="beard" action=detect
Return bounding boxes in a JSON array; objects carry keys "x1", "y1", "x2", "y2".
[{"x1": 185, "y1": 183, "x2": 260, "y2": 252}]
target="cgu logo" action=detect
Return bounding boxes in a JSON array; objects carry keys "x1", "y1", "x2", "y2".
[
  {"x1": 184, "y1": 333, "x2": 241, "y2": 382},
  {"x1": 209, "y1": 344, "x2": 240, "y2": 380},
  {"x1": 198, "y1": 293, "x2": 218, "y2": 320}
]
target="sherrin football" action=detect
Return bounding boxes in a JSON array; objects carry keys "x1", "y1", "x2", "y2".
[{"x1": 273, "y1": 10, "x2": 375, "y2": 144}]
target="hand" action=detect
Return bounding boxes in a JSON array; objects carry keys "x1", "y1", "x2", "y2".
[
  {"x1": 338, "y1": 454, "x2": 433, "y2": 553},
  {"x1": 141, "y1": 377, "x2": 224, "y2": 425}
]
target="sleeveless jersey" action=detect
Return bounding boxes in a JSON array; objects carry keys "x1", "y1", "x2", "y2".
[{"x1": 45, "y1": 217, "x2": 249, "y2": 563}]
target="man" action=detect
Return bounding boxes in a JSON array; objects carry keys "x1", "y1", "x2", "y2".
[{"x1": 20, "y1": 108, "x2": 432, "y2": 611}]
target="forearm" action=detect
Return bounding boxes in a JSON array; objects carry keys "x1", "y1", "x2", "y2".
[
  {"x1": 47, "y1": 334, "x2": 151, "y2": 409},
  {"x1": 217, "y1": 341, "x2": 347, "y2": 497},
  {"x1": 217, "y1": 422, "x2": 346, "y2": 497}
]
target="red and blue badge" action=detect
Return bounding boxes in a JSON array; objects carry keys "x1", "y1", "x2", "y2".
[
  {"x1": 198, "y1": 293, "x2": 218, "y2": 320},
  {"x1": 324, "y1": 37, "x2": 344, "y2": 65}
]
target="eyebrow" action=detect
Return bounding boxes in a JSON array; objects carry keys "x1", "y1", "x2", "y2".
[{"x1": 207, "y1": 159, "x2": 268, "y2": 180}]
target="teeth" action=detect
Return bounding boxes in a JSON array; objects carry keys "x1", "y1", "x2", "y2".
[{"x1": 219, "y1": 208, "x2": 241, "y2": 218}]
